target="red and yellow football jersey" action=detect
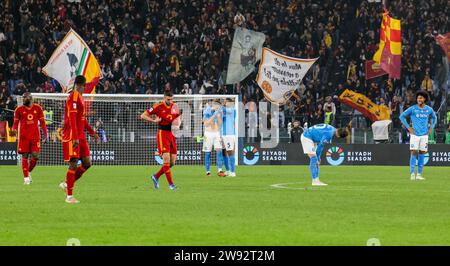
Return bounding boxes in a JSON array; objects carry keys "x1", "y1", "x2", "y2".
[
  {"x1": 62, "y1": 90, "x2": 95, "y2": 142},
  {"x1": 13, "y1": 104, "x2": 47, "y2": 140},
  {"x1": 146, "y1": 102, "x2": 181, "y2": 126}
]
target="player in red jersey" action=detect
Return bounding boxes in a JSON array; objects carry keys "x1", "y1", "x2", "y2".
[
  {"x1": 10, "y1": 92, "x2": 48, "y2": 185},
  {"x1": 140, "y1": 90, "x2": 182, "y2": 190},
  {"x1": 60, "y1": 75, "x2": 99, "y2": 204}
]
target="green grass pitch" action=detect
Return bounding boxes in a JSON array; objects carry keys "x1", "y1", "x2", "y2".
[{"x1": 1, "y1": 165, "x2": 450, "y2": 246}]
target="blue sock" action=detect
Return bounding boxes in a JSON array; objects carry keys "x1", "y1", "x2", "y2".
[
  {"x1": 230, "y1": 154, "x2": 235, "y2": 173},
  {"x1": 410, "y1": 155, "x2": 417, "y2": 174},
  {"x1": 223, "y1": 153, "x2": 230, "y2": 171},
  {"x1": 309, "y1": 156, "x2": 318, "y2": 180},
  {"x1": 205, "y1": 152, "x2": 211, "y2": 172},
  {"x1": 418, "y1": 154, "x2": 425, "y2": 174},
  {"x1": 216, "y1": 150, "x2": 223, "y2": 171},
  {"x1": 316, "y1": 163, "x2": 320, "y2": 179}
]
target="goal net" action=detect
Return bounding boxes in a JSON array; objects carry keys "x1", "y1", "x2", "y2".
[{"x1": 19, "y1": 93, "x2": 239, "y2": 166}]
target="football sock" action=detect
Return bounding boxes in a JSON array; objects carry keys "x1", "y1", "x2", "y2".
[
  {"x1": 205, "y1": 152, "x2": 211, "y2": 172},
  {"x1": 22, "y1": 157, "x2": 29, "y2": 178},
  {"x1": 163, "y1": 163, "x2": 173, "y2": 185},
  {"x1": 75, "y1": 166, "x2": 86, "y2": 181},
  {"x1": 316, "y1": 162, "x2": 320, "y2": 179},
  {"x1": 309, "y1": 156, "x2": 318, "y2": 180},
  {"x1": 216, "y1": 150, "x2": 223, "y2": 171},
  {"x1": 29, "y1": 158, "x2": 38, "y2": 172},
  {"x1": 230, "y1": 154, "x2": 236, "y2": 173},
  {"x1": 410, "y1": 155, "x2": 417, "y2": 174},
  {"x1": 223, "y1": 153, "x2": 230, "y2": 171},
  {"x1": 66, "y1": 169, "x2": 76, "y2": 196},
  {"x1": 155, "y1": 165, "x2": 166, "y2": 179},
  {"x1": 418, "y1": 154, "x2": 425, "y2": 174}
]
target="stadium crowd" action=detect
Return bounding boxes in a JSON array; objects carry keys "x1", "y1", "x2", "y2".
[{"x1": 0, "y1": 0, "x2": 449, "y2": 133}]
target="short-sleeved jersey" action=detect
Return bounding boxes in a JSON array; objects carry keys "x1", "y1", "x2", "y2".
[
  {"x1": 146, "y1": 101, "x2": 180, "y2": 127},
  {"x1": 63, "y1": 90, "x2": 87, "y2": 142},
  {"x1": 13, "y1": 104, "x2": 46, "y2": 140},
  {"x1": 399, "y1": 104, "x2": 437, "y2": 136},
  {"x1": 203, "y1": 105, "x2": 221, "y2": 132},
  {"x1": 303, "y1": 124, "x2": 336, "y2": 144},
  {"x1": 221, "y1": 106, "x2": 236, "y2": 136}
]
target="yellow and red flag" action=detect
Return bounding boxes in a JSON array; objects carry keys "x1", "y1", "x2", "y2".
[
  {"x1": 373, "y1": 11, "x2": 401, "y2": 79},
  {"x1": 339, "y1": 89, "x2": 391, "y2": 122}
]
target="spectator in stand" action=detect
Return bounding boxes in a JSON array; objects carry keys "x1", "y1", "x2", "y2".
[
  {"x1": 324, "y1": 105, "x2": 334, "y2": 125},
  {"x1": 290, "y1": 120, "x2": 302, "y2": 143},
  {"x1": 390, "y1": 95, "x2": 401, "y2": 128}
]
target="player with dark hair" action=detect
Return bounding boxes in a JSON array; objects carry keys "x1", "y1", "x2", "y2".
[
  {"x1": 60, "y1": 75, "x2": 99, "y2": 204},
  {"x1": 400, "y1": 90, "x2": 437, "y2": 180},
  {"x1": 300, "y1": 123, "x2": 350, "y2": 186},
  {"x1": 141, "y1": 90, "x2": 182, "y2": 190},
  {"x1": 10, "y1": 92, "x2": 48, "y2": 185}
]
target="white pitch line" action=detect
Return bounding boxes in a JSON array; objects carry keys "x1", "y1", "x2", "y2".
[
  {"x1": 270, "y1": 182, "x2": 310, "y2": 190},
  {"x1": 270, "y1": 182, "x2": 450, "y2": 194}
]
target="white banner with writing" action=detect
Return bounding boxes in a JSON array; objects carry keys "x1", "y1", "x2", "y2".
[{"x1": 256, "y1": 48, "x2": 317, "y2": 104}]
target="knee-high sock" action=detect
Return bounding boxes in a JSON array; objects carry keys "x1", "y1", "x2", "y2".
[
  {"x1": 75, "y1": 166, "x2": 87, "y2": 181},
  {"x1": 410, "y1": 154, "x2": 417, "y2": 174},
  {"x1": 29, "y1": 158, "x2": 38, "y2": 172},
  {"x1": 66, "y1": 169, "x2": 76, "y2": 196},
  {"x1": 223, "y1": 153, "x2": 230, "y2": 171},
  {"x1": 316, "y1": 162, "x2": 320, "y2": 179},
  {"x1": 162, "y1": 163, "x2": 173, "y2": 185},
  {"x1": 22, "y1": 157, "x2": 29, "y2": 178},
  {"x1": 230, "y1": 154, "x2": 236, "y2": 173},
  {"x1": 418, "y1": 154, "x2": 425, "y2": 174},
  {"x1": 205, "y1": 151, "x2": 211, "y2": 172},
  {"x1": 154, "y1": 164, "x2": 166, "y2": 179},
  {"x1": 216, "y1": 150, "x2": 223, "y2": 171},
  {"x1": 205, "y1": 152, "x2": 211, "y2": 172},
  {"x1": 309, "y1": 156, "x2": 318, "y2": 180}
]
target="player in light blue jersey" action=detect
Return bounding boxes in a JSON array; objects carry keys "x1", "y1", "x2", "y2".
[
  {"x1": 399, "y1": 91, "x2": 437, "y2": 180},
  {"x1": 301, "y1": 123, "x2": 349, "y2": 186},
  {"x1": 203, "y1": 99, "x2": 225, "y2": 177},
  {"x1": 221, "y1": 98, "x2": 237, "y2": 177}
]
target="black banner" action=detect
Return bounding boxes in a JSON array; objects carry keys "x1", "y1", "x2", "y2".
[
  {"x1": 240, "y1": 143, "x2": 450, "y2": 166},
  {"x1": 0, "y1": 142, "x2": 18, "y2": 165},
  {"x1": 1, "y1": 141, "x2": 449, "y2": 166},
  {"x1": 0, "y1": 139, "x2": 204, "y2": 166}
]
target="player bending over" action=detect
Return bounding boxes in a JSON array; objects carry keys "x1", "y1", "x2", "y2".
[
  {"x1": 221, "y1": 98, "x2": 237, "y2": 177},
  {"x1": 60, "y1": 76, "x2": 99, "y2": 204},
  {"x1": 301, "y1": 123, "x2": 349, "y2": 186},
  {"x1": 11, "y1": 92, "x2": 47, "y2": 185},
  {"x1": 141, "y1": 90, "x2": 181, "y2": 190},
  {"x1": 399, "y1": 91, "x2": 436, "y2": 180},
  {"x1": 203, "y1": 99, "x2": 225, "y2": 177}
]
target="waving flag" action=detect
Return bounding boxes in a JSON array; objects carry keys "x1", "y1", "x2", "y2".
[
  {"x1": 226, "y1": 27, "x2": 266, "y2": 84},
  {"x1": 339, "y1": 89, "x2": 391, "y2": 122},
  {"x1": 373, "y1": 11, "x2": 401, "y2": 79},
  {"x1": 436, "y1": 33, "x2": 450, "y2": 61},
  {"x1": 256, "y1": 48, "x2": 317, "y2": 104},
  {"x1": 43, "y1": 29, "x2": 102, "y2": 93},
  {"x1": 365, "y1": 60, "x2": 388, "y2": 80}
]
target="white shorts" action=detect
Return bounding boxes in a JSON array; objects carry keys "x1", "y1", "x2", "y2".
[
  {"x1": 203, "y1": 131, "x2": 222, "y2": 152},
  {"x1": 410, "y1": 134, "x2": 428, "y2": 152},
  {"x1": 222, "y1": 135, "x2": 236, "y2": 151},
  {"x1": 301, "y1": 134, "x2": 317, "y2": 155}
]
